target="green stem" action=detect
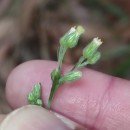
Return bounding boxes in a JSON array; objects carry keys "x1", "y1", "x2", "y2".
[
  {"x1": 47, "y1": 82, "x2": 59, "y2": 109},
  {"x1": 58, "y1": 46, "x2": 67, "y2": 70},
  {"x1": 47, "y1": 46, "x2": 67, "y2": 109},
  {"x1": 70, "y1": 56, "x2": 85, "y2": 71},
  {"x1": 78, "y1": 61, "x2": 88, "y2": 68}
]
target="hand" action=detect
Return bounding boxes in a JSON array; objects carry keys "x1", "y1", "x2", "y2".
[{"x1": 1, "y1": 60, "x2": 130, "y2": 130}]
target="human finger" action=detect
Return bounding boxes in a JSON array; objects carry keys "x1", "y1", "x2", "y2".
[
  {"x1": 0, "y1": 105, "x2": 84, "y2": 130},
  {"x1": 0, "y1": 114, "x2": 6, "y2": 123},
  {"x1": 6, "y1": 60, "x2": 130, "y2": 130}
]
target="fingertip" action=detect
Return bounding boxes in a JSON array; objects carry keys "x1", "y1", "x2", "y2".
[{"x1": 0, "y1": 105, "x2": 74, "y2": 130}]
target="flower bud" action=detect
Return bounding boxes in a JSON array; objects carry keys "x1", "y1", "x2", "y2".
[
  {"x1": 28, "y1": 93, "x2": 34, "y2": 102},
  {"x1": 59, "y1": 71, "x2": 82, "y2": 83},
  {"x1": 36, "y1": 99, "x2": 42, "y2": 106},
  {"x1": 60, "y1": 26, "x2": 85, "y2": 48},
  {"x1": 83, "y1": 37, "x2": 102, "y2": 59},
  {"x1": 27, "y1": 83, "x2": 42, "y2": 106},
  {"x1": 51, "y1": 68, "x2": 61, "y2": 81},
  {"x1": 88, "y1": 52, "x2": 101, "y2": 64}
]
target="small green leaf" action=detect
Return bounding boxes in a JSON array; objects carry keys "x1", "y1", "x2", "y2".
[{"x1": 27, "y1": 82, "x2": 42, "y2": 106}]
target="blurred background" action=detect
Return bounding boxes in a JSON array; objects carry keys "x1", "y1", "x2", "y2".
[{"x1": 0, "y1": 0, "x2": 130, "y2": 114}]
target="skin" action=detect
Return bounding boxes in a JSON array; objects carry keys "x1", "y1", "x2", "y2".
[{"x1": 0, "y1": 60, "x2": 130, "y2": 130}]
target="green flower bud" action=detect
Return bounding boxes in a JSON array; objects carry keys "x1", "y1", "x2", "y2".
[
  {"x1": 59, "y1": 71, "x2": 82, "y2": 83},
  {"x1": 36, "y1": 99, "x2": 43, "y2": 106},
  {"x1": 88, "y1": 52, "x2": 101, "y2": 64},
  {"x1": 28, "y1": 93, "x2": 34, "y2": 102},
  {"x1": 27, "y1": 83, "x2": 42, "y2": 106},
  {"x1": 60, "y1": 26, "x2": 85, "y2": 48},
  {"x1": 83, "y1": 37, "x2": 102, "y2": 59},
  {"x1": 51, "y1": 68, "x2": 61, "y2": 81}
]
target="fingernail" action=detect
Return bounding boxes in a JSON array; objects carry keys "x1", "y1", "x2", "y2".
[
  {"x1": 53, "y1": 112, "x2": 87, "y2": 130},
  {"x1": 0, "y1": 105, "x2": 78, "y2": 130}
]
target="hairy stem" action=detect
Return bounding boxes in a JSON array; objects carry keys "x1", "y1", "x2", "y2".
[{"x1": 47, "y1": 79, "x2": 59, "y2": 109}]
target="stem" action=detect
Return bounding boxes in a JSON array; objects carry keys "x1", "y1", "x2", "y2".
[
  {"x1": 47, "y1": 81, "x2": 59, "y2": 109},
  {"x1": 58, "y1": 46, "x2": 67, "y2": 70},
  {"x1": 78, "y1": 61, "x2": 88, "y2": 68},
  {"x1": 70, "y1": 56, "x2": 85, "y2": 71},
  {"x1": 47, "y1": 46, "x2": 67, "y2": 109}
]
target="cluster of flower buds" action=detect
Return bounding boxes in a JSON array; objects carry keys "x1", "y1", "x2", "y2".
[
  {"x1": 48, "y1": 26, "x2": 103, "y2": 108},
  {"x1": 83, "y1": 37, "x2": 102, "y2": 64},
  {"x1": 27, "y1": 83, "x2": 42, "y2": 106},
  {"x1": 27, "y1": 25, "x2": 103, "y2": 109},
  {"x1": 60, "y1": 26, "x2": 102, "y2": 66}
]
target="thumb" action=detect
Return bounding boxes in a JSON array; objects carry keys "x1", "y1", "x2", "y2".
[{"x1": 0, "y1": 105, "x2": 85, "y2": 130}]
